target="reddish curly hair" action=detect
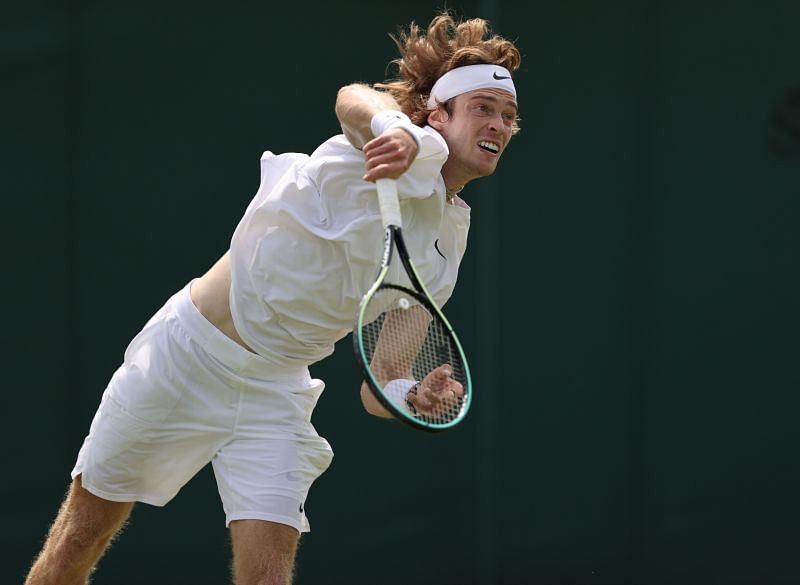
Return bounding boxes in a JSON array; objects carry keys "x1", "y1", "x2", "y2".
[{"x1": 375, "y1": 11, "x2": 522, "y2": 130}]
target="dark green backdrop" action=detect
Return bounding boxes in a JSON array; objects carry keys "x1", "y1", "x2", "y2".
[{"x1": 3, "y1": 1, "x2": 798, "y2": 584}]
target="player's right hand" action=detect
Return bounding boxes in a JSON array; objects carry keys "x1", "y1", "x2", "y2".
[{"x1": 362, "y1": 128, "x2": 419, "y2": 182}]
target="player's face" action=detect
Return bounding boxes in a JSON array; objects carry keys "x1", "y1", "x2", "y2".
[{"x1": 428, "y1": 88, "x2": 518, "y2": 189}]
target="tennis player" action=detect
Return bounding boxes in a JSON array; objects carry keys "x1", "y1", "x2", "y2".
[{"x1": 25, "y1": 12, "x2": 521, "y2": 585}]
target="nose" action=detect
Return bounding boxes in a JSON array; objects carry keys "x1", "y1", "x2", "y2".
[{"x1": 487, "y1": 112, "x2": 504, "y2": 133}]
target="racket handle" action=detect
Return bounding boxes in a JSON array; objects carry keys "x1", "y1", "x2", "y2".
[{"x1": 376, "y1": 178, "x2": 402, "y2": 229}]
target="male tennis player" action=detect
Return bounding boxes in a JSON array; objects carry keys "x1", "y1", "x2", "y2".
[{"x1": 26, "y1": 12, "x2": 521, "y2": 585}]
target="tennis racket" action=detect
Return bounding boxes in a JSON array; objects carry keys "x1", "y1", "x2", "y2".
[{"x1": 354, "y1": 178, "x2": 472, "y2": 432}]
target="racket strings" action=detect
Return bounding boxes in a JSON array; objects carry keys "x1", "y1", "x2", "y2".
[{"x1": 360, "y1": 287, "x2": 467, "y2": 426}]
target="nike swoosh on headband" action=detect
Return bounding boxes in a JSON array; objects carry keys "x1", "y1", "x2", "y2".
[{"x1": 426, "y1": 64, "x2": 517, "y2": 108}]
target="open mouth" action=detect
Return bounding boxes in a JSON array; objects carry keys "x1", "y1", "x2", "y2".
[{"x1": 478, "y1": 140, "x2": 500, "y2": 154}]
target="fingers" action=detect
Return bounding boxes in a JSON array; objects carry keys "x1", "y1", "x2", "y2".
[
  {"x1": 407, "y1": 365, "x2": 464, "y2": 414},
  {"x1": 408, "y1": 384, "x2": 462, "y2": 413},
  {"x1": 427, "y1": 365, "x2": 464, "y2": 397},
  {"x1": 362, "y1": 128, "x2": 419, "y2": 182}
]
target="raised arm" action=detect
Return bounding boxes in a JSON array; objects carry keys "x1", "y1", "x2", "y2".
[
  {"x1": 335, "y1": 84, "x2": 398, "y2": 149},
  {"x1": 335, "y1": 84, "x2": 419, "y2": 182}
]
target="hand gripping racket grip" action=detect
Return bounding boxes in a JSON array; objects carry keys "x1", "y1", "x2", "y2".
[{"x1": 376, "y1": 178, "x2": 402, "y2": 229}]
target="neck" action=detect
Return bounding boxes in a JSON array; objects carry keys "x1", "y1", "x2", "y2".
[
  {"x1": 445, "y1": 185, "x2": 463, "y2": 202},
  {"x1": 441, "y1": 163, "x2": 470, "y2": 200}
]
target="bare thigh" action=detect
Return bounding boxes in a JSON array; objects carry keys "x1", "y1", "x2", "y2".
[
  {"x1": 61, "y1": 475, "x2": 135, "y2": 535},
  {"x1": 230, "y1": 519, "x2": 300, "y2": 585}
]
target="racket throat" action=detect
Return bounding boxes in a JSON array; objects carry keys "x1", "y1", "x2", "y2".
[{"x1": 390, "y1": 227, "x2": 426, "y2": 292}]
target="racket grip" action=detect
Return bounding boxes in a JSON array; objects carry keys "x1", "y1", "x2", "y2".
[{"x1": 376, "y1": 178, "x2": 402, "y2": 229}]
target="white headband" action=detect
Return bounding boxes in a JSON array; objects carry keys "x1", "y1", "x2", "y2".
[{"x1": 426, "y1": 64, "x2": 517, "y2": 108}]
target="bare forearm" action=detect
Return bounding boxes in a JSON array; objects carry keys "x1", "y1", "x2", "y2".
[
  {"x1": 335, "y1": 84, "x2": 400, "y2": 150},
  {"x1": 360, "y1": 382, "x2": 394, "y2": 418}
]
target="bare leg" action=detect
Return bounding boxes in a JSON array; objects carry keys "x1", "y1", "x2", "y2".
[
  {"x1": 25, "y1": 475, "x2": 134, "y2": 585},
  {"x1": 230, "y1": 519, "x2": 300, "y2": 585}
]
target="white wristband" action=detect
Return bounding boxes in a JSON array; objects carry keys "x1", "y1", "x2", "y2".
[
  {"x1": 382, "y1": 378, "x2": 419, "y2": 415},
  {"x1": 370, "y1": 110, "x2": 420, "y2": 148}
]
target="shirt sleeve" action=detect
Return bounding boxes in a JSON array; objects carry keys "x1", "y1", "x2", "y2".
[{"x1": 395, "y1": 126, "x2": 449, "y2": 202}]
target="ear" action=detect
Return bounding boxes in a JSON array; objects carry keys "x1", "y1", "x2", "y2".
[{"x1": 427, "y1": 106, "x2": 449, "y2": 130}]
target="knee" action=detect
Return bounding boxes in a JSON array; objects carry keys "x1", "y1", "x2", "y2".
[{"x1": 52, "y1": 517, "x2": 115, "y2": 560}]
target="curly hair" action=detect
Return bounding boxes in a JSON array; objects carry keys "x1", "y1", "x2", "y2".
[{"x1": 375, "y1": 11, "x2": 522, "y2": 128}]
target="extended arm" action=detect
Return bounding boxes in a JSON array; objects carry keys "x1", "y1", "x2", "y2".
[
  {"x1": 360, "y1": 305, "x2": 430, "y2": 417},
  {"x1": 359, "y1": 306, "x2": 463, "y2": 419}
]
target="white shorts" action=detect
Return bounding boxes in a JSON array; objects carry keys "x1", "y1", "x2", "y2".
[{"x1": 72, "y1": 281, "x2": 333, "y2": 533}]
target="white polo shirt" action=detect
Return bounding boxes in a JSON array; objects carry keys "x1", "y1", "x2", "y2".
[{"x1": 229, "y1": 125, "x2": 470, "y2": 366}]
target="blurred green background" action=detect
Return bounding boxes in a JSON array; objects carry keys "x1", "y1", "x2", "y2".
[{"x1": 3, "y1": 1, "x2": 798, "y2": 583}]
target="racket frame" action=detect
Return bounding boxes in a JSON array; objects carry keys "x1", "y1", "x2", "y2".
[{"x1": 353, "y1": 180, "x2": 472, "y2": 432}]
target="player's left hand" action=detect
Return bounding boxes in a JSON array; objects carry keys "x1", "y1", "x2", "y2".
[
  {"x1": 362, "y1": 127, "x2": 419, "y2": 182},
  {"x1": 407, "y1": 364, "x2": 464, "y2": 415}
]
